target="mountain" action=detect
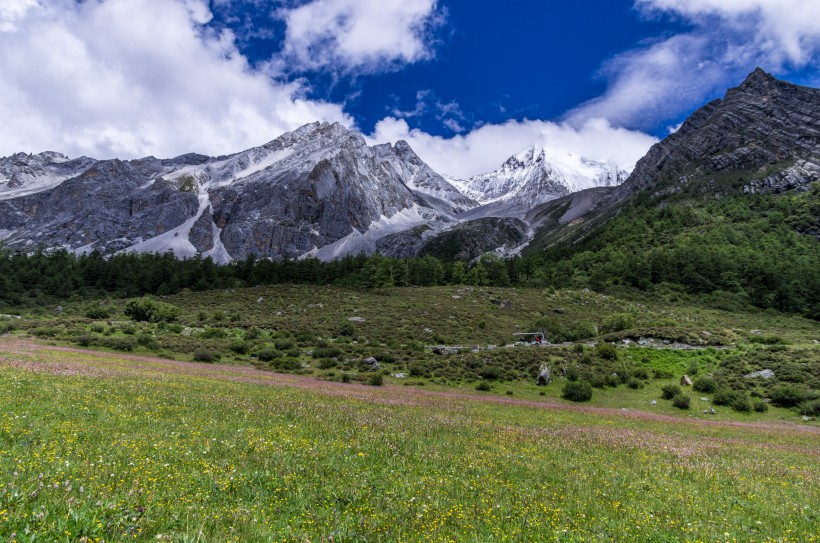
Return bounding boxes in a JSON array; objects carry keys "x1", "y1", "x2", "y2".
[
  {"x1": 0, "y1": 122, "x2": 477, "y2": 261},
  {"x1": 451, "y1": 146, "x2": 628, "y2": 209},
  {"x1": 523, "y1": 68, "x2": 820, "y2": 318},
  {"x1": 526, "y1": 68, "x2": 820, "y2": 250}
]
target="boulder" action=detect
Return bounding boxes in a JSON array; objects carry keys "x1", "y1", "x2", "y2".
[
  {"x1": 680, "y1": 375, "x2": 693, "y2": 387},
  {"x1": 537, "y1": 365, "x2": 551, "y2": 386},
  {"x1": 363, "y1": 357, "x2": 380, "y2": 370},
  {"x1": 744, "y1": 369, "x2": 775, "y2": 379}
]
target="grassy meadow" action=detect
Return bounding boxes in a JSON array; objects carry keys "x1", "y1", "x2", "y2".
[
  {"x1": 1, "y1": 284, "x2": 818, "y2": 541},
  {"x1": 0, "y1": 342, "x2": 818, "y2": 542}
]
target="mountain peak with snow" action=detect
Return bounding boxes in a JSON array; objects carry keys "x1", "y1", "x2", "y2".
[{"x1": 450, "y1": 145, "x2": 629, "y2": 208}]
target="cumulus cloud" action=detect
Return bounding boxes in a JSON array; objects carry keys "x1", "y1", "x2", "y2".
[
  {"x1": 368, "y1": 117, "x2": 658, "y2": 179},
  {"x1": 568, "y1": 0, "x2": 820, "y2": 129},
  {"x1": 0, "y1": 0, "x2": 350, "y2": 159},
  {"x1": 275, "y1": 0, "x2": 443, "y2": 74}
]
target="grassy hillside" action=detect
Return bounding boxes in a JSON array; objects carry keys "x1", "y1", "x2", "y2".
[
  {"x1": 3, "y1": 285, "x2": 818, "y2": 423},
  {"x1": 525, "y1": 182, "x2": 820, "y2": 319},
  {"x1": 0, "y1": 341, "x2": 818, "y2": 542}
]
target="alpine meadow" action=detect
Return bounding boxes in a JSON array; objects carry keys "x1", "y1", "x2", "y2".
[{"x1": 1, "y1": 2, "x2": 819, "y2": 541}]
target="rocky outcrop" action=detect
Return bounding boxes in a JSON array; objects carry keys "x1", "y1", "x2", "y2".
[
  {"x1": 621, "y1": 68, "x2": 820, "y2": 196},
  {"x1": 421, "y1": 217, "x2": 528, "y2": 261}
]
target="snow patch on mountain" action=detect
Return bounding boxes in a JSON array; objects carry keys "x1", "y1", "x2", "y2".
[{"x1": 450, "y1": 146, "x2": 629, "y2": 208}]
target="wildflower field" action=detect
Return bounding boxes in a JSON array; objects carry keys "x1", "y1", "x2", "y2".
[{"x1": 1, "y1": 339, "x2": 817, "y2": 542}]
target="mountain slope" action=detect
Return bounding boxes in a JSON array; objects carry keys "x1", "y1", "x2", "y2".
[
  {"x1": 0, "y1": 122, "x2": 473, "y2": 261},
  {"x1": 523, "y1": 69, "x2": 820, "y2": 318}
]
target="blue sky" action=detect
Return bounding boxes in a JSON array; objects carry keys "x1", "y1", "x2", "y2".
[{"x1": 1, "y1": 0, "x2": 819, "y2": 177}]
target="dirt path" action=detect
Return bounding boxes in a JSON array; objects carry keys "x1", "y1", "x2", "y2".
[{"x1": 2, "y1": 337, "x2": 819, "y2": 444}]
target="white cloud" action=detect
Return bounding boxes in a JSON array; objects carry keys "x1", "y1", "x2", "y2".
[
  {"x1": 0, "y1": 0, "x2": 351, "y2": 160},
  {"x1": 368, "y1": 117, "x2": 658, "y2": 179},
  {"x1": 275, "y1": 0, "x2": 443, "y2": 74},
  {"x1": 569, "y1": 0, "x2": 820, "y2": 129}
]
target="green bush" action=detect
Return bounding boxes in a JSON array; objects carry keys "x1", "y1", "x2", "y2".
[
  {"x1": 124, "y1": 298, "x2": 179, "y2": 323},
  {"x1": 475, "y1": 381, "x2": 492, "y2": 392},
  {"x1": 661, "y1": 384, "x2": 681, "y2": 400},
  {"x1": 478, "y1": 366, "x2": 501, "y2": 380},
  {"x1": 672, "y1": 394, "x2": 690, "y2": 409},
  {"x1": 244, "y1": 327, "x2": 261, "y2": 341},
  {"x1": 732, "y1": 397, "x2": 752, "y2": 412},
  {"x1": 799, "y1": 399, "x2": 820, "y2": 417},
  {"x1": 257, "y1": 347, "x2": 280, "y2": 362},
  {"x1": 562, "y1": 381, "x2": 593, "y2": 402},
  {"x1": 103, "y1": 337, "x2": 136, "y2": 352},
  {"x1": 193, "y1": 349, "x2": 221, "y2": 363},
  {"x1": 596, "y1": 343, "x2": 618, "y2": 361},
  {"x1": 274, "y1": 339, "x2": 294, "y2": 351},
  {"x1": 313, "y1": 347, "x2": 342, "y2": 359},
  {"x1": 318, "y1": 358, "x2": 337, "y2": 370},
  {"x1": 627, "y1": 378, "x2": 644, "y2": 389},
  {"x1": 85, "y1": 306, "x2": 112, "y2": 319},
  {"x1": 770, "y1": 386, "x2": 808, "y2": 408},
  {"x1": 713, "y1": 390, "x2": 746, "y2": 407},
  {"x1": 693, "y1": 377, "x2": 717, "y2": 393},
  {"x1": 74, "y1": 335, "x2": 94, "y2": 347},
  {"x1": 600, "y1": 313, "x2": 635, "y2": 334},
  {"x1": 229, "y1": 340, "x2": 250, "y2": 355},
  {"x1": 200, "y1": 328, "x2": 227, "y2": 339},
  {"x1": 368, "y1": 374, "x2": 384, "y2": 386},
  {"x1": 753, "y1": 400, "x2": 769, "y2": 413}
]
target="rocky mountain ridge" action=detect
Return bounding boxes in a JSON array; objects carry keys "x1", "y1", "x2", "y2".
[{"x1": 0, "y1": 122, "x2": 617, "y2": 261}]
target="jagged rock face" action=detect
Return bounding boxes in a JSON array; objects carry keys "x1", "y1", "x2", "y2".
[
  {"x1": 622, "y1": 68, "x2": 820, "y2": 196},
  {"x1": 0, "y1": 152, "x2": 96, "y2": 198},
  {"x1": 420, "y1": 217, "x2": 529, "y2": 261},
  {"x1": 452, "y1": 146, "x2": 628, "y2": 208},
  {"x1": 0, "y1": 122, "x2": 462, "y2": 261}
]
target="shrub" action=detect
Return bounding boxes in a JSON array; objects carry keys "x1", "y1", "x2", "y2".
[
  {"x1": 770, "y1": 386, "x2": 808, "y2": 408},
  {"x1": 244, "y1": 327, "x2": 261, "y2": 341},
  {"x1": 368, "y1": 374, "x2": 384, "y2": 386},
  {"x1": 605, "y1": 373, "x2": 621, "y2": 387},
  {"x1": 627, "y1": 378, "x2": 644, "y2": 389},
  {"x1": 318, "y1": 358, "x2": 337, "y2": 370},
  {"x1": 229, "y1": 340, "x2": 250, "y2": 355},
  {"x1": 85, "y1": 306, "x2": 112, "y2": 319},
  {"x1": 103, "y1": 337, "x2": 135, "y2": 352},
  {"x1": 193, "y1": 349, "x2": 221, "y2": 363},
  {"x1": 693, "y1": 377, "x2": 718, "y2": 393},
  {"x1": 672, "y1": 394, "x2": 690, "y2": 410},
  {"x1": 75, "y1": 335, "x2": 94, "y2": 347},
  {"x1": 661, "y1": 384, "x2": 682, "y2": 400},
  {"x1": 713, "y1": 390, "x2": 746, "y2": 407},
  {"x1": 478, "y1": 366, "x2": 501, "y2": 380},
  {"x1": 566, "y1": 366, "x2": 580, "y2": 382},
  {"x1": 632, "y1": 368, "x2": 650, "y2": 380},
  {"x1": 596, "y1": 343, "x2": 618, "y2": 361},
  {"x1": 753, "y1": 400, "x2": 769, "y2": 413},
  {"x1": 124, "y1": 298, "x2": 179, "y2": 323},
  {"x1": 475, "y1": 381, "x2": 492, "y2": 392},
  {"x1": 562, "y1": 381, "x2": 593, "y2": 402},
  {"x1": 340, "y1": 373, "x2": 351, "y2": 383},
  {"x1": 799, "y1": 399, "x2": 820, "y2": 417},
  {"x1": 313, "y1": 347, "x2": 342, "y2": 359},
  {"x1": 200, "y1": 328, "x2": 227, "y2": 339},
  {"x1": 732, "y1": 398, "x2": 752, "y2": 412},
  {"x1": 274, "y1": 339, "x2": 294, "y2": 351},
  {"x1": 257, "y1": 347, "x2": 280, "y2": 362},
  {"x1": 89, "y1": 321, "x2": 106, "y2": 334},
  {"x1": 600, "y1": 313, "x2": 635, "y2": 334}
]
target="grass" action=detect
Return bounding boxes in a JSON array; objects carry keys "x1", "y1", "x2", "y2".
[
  {"x1": 0, "y1": 344, "x2": 818, "y2": 542},
  {"x1": 2, "y1": 285, "x2": 818, "y2": 424}
]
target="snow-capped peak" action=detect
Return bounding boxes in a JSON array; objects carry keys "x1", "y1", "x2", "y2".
[{"x1": 451, "y1": 145, "x2": 629, "y2": 207}]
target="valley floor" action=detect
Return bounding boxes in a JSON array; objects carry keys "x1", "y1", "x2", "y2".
[{"x1": 1, "y1": 337, "x2": 817, "y2": 542}]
